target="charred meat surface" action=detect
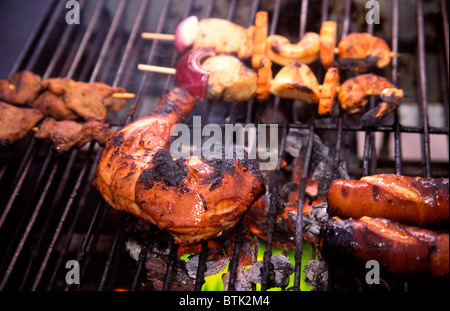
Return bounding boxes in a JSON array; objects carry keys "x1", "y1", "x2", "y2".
[
  {"x1": 0, "y1": 71, "x2": 42, "y2": 105},
  {"x1": 320, "y1": 217, "x2": 449, "y2": 279},
  {"x1": 94, "y1": 88, "x2": 265, "y2": 246},
  {"x1": 327, "y1": 174, "x2": 449, "y2": 228},
  {"x1": 0, "y1": 101, "x2": 44, "y2": 145}
]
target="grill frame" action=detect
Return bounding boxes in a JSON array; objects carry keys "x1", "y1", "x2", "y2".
[{"x1": 0, "y1": 0, "x2": 448, "y2": 292}]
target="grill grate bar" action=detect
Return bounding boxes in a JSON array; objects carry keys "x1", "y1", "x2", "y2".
[
  {"x1": 391, "y1": 0, "x2": 402, "y2": 175},
  {"x1": 293, "y1": 116, "x2": 315, "y2": 291},
  {"x1": 416, "y1": 0, "x2": 432, "y2": 177}
]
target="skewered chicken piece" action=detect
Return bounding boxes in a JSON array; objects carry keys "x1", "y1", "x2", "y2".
[
  {"x1": 320, "y1": 216, "x2": 449, "y2": 279},
  {"x1": 41, "y1": 78, "x2": 128, "y2": 121},
  {"x1": 94, "y1": 88, "x2": 265, "y2": 246},
  {"x1": 0, "y1": 101, "x2": 44, "y2": 145},
  {"x1": 327, "y1": 174, "x2": 449, "y2": 228},
  {"x1": 336, "y1": 33, "x2": 393, "y2": 71},
  {"x1": 0, "y1": 71, "x2": 42, "y2": 105},
  {"x1": 270, "y1": 61, "x2": 340, "y2": 114},
  {"x1": 201, "y1": 55, "x2": 257, "y2": 102},
  {"x1": 143, "y1": 16, "x2": 254, "y2": 60},
  {"x1": 34, "y1": 118, "x2": 115, "y2": 153},
  {"x1": 269, "y1": 61, "x2": 320, "y2": 103}
]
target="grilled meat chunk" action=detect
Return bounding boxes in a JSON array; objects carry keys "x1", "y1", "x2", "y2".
[
  {"x1": 327, "y1": 174, "x2": 449, "y2": 228},
  {"x1": 30, "y1": 91, "x2": 78, "y2": 120},
  {"x1": 0, "y1": 71, "x2": 42, "y2": 105},
  {"x1": 34, "y1": 118, "x2": 115, "y2": 152},
  {"x1": 0, "y1": 101, "x2": 44, "y2": 145},
  {"x1": 320, "y1": 216, "x2": 449, "y2": 279},
  {"x1": 41, "y1": 78, "x2": 127, "y2": 121},
  {"x1": 193, "y1": 18, "x2": 254, "y2": 59},
  {"x1": 94, "y1": 88, "x2": 265, "y2": 246},
  {"x1": 201, "y1": 55, "x2": 257, "y2": 102}
]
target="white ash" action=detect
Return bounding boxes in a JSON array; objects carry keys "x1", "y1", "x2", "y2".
[
  {"x1": 242, "y1": 254, "x2": 294, "y2": 289},
  {"x1": 302, "y1": 203, "x2": 330, "y2": 246},
  {"x1": 304, "y1": 259, "x2": 329, "y2": 291}
]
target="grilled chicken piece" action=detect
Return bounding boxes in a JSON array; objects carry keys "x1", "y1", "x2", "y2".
[
  {"x1": 338, "y1": 73, "x2": 402, "y2": 114},
  {"x1": 201, "y1": 55, "x2": 257, "y2": 102},
  {"x1": 34, "y1": 118, "x2": 114, "y2": 152},
  {"x1": 266, "y1": 33, "x2": 320, "y2": 66},
  {"x1": 269, "y1": 61, "x2": 320, "y2": 103},
  {"x1": 319, "y1": 21, "x2": 337, "y2": 69},
  {"x1": 30, "y1": 91, "x2": 77, "y2": 120},
  {"x1": 327, "y1": 174, "x2": 449, "y2": 228},
  {"x1": 0, "y1": 71, "x2": 42, "y2": 105},
  {"x1": 318, "y1": 67, "x2": 340, "y2": 115},
  {"x1": 336, "y1": 33, "x2": 392, "y2": 71},
  {"x1": 41, "y1": 78, "x2": 127, "y2": 121},
  {"x1": 193, "y1": 18, "x2": 254, "y2": 60},
  {"x1": 320, "y1": 216, "x2": 449, "y2": 279},
  {"x1": 94, "y1": 88, "x2": 265, "y2": 246},
  {"x1": 0, "y1": 101, "x2": 44, "y2": 145}
]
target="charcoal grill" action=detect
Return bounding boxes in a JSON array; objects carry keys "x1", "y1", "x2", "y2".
[{"x1": 0, "y1": 0, "x2": 448, "y2": 292}]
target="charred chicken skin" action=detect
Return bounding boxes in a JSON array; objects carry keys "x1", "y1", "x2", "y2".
[
  {"x1": 320, "y1": 216, "x2": 449, "y2": 279},
  {"x1": 94, "y1": 88, "x2": 265, "y2": 246},
  {"x1": 327, "y1": 174, "x2": 449, "y2": 228}
]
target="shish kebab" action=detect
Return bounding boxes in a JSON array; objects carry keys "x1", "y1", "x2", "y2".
[{"x1": 142, "y1": 13, "x2": 399, "y2": 71}]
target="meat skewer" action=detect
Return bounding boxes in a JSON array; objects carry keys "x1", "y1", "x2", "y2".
[
  {"x1": 138, "y1": 48, "x2": 257, "y2": 102},
  {"x1": 0, "y1": 71, "x2": 42, "y2": 105},
  {"x1": 0, "y1": 71, "x2": 134, "y2": 107},
  {"x1": 94, "y1": 87, "x2": 265, "y2": 246},
  {"x1": 320, "y1": 216, "x2": 449, "y2": 279},
  {"x1": 0, "y1": 101, "x2": 44, "y2": 145},
  {"x1": 34, "y1": 118, "x2": 115, "y2": 153},
  {"x1": 327, "y1": 174, "x2": 449, "y2": 228},
  {"x1": 142, "y1": 15, "x2": 254, "y2": 59}
]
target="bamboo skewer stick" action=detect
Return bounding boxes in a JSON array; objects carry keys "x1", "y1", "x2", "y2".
[
  {"x1": 137, "y1": 64, "x2": 177, "y2": 75},
  {"x1": 111, "y1": 92, "x2": 136, "y2": 99},
  {"x1": 141, "y1": 33, "x2": 175, "y2": 41}
]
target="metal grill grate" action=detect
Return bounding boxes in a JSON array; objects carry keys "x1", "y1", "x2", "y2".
[{"x1": 0, "y1": 0, "x2": 448, "y2": 291}]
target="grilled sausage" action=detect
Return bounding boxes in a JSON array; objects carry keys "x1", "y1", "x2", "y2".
[
  {"x1": 320, "y1": 216, "x2": 449, "y2": 279},
  {"x1": 327, "y1": 174, "x2": 449, "y2": 228}
]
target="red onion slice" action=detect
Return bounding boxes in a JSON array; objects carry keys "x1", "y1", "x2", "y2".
[{"x1": 175, "y1": 48, "x2": 216, "y2": 98}]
